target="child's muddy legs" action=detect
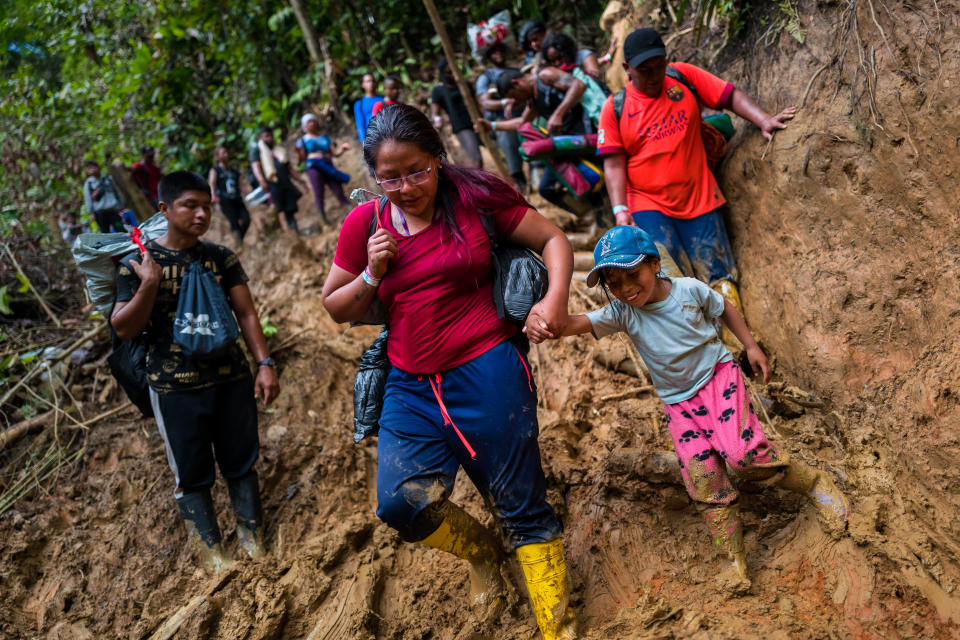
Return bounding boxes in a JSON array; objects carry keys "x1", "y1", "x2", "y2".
[
  {"x1": 701, "y1": 502, "x2": 751, "y2": 595},
  {"x1": 776, "y1": 454, "x2": 850, "y2": 538}
]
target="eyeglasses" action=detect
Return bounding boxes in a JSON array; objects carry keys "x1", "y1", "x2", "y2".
[{"x1": 376, "y1": 167, "x2": 432, "y2": 192}]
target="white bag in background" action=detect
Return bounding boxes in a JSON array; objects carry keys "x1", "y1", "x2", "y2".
[{"x1": 467, "y1": 10, "x2": 515, "y2": 62}]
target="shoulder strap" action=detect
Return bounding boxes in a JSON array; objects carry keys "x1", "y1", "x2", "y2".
[
  {"x1": 612, "y1": 88, "x2": 626, "y2": 124},
  {"x1": 666, "y1": 65, "x2": 703, "y2": 108},
  {"x1": 368, "y1": 196, "x2": 388, "y2": 237},
  {"x1": 478, "y1": 213, "x2": 496, "y2": 247},
  {"x1": 612, "y1": 88, "x2": 627, "y2": 142}
]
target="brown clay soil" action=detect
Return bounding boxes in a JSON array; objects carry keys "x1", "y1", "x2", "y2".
[{"x1": 4, "y1": 0, "x2": 960, "y2": 638}]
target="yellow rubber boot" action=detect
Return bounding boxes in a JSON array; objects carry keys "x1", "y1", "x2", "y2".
[
  {"x1": 777, "y1": 458, "x2": 850, "y2": 538},
  {"x1": 419, "y1": 501, "x2": 506, "y2": 619},
  {"x1": 711, "y1": 279, "x2": 744, "y2": 350},
  {"x1": 703, "y1": 504, "x2": 750, "y2": 595},
  {"x1": 516, "y1": 539, "x2": 578, "y2": 640}
]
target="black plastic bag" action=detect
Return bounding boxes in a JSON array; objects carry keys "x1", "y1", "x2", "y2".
[
  {"x1": 478, "y1": 216, "x2": 549, "y2": 325},
  {"x1": 172, "y1": 254, "x2": 239, "y2": 358},
  {"x1": 490, "y1": 244, "x2": 549, "y2": 325},
  {"x1": 106, "y1": 327, "x2": 154, "y2": 418},
  {"x1": 353, "y1": 327, "x2": 390, "y2": 443}
]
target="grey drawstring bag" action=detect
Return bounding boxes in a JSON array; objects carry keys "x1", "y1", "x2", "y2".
[{"x1": 172, "y1": 245, "x2": 239, "y2": 358}]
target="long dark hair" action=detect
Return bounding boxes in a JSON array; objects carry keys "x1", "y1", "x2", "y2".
[
  {"x1": 363, "y1": 103, "x2": 529, "y2": 245},
  {"x1": 541, "y1": 31, "x2": 577, "y2": 66}
]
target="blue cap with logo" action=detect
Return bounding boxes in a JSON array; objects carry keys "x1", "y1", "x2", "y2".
[{"x1": 586, "y1": 225, "x2": 660, "y2": 287}]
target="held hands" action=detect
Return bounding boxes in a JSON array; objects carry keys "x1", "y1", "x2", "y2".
[
  {"x1": 476, "y1": 118, "x2": 493, "y2": 132},
  {"x1": 522, "y1": 296, "x2": 569, "y2": 344},
  {"x1": 745, "y1": 345, "x2": 772, "y2": 384},
  {"x1": 130, "y1": 249, "x2": 162, "y2": 288},
  {"x1": 759, "y1": 106, "x2": 797, "y2": 140},
  {"x1": 254, "y1": 365, "x2": 280, "y2": 406},
  {"x1": 367, "y1": 228, "x2": 398, "y2": 279}
]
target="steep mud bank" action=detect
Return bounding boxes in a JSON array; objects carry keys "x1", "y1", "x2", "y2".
[
  {"x1": 4, "y1": 3, "x2": 960, "y2": 635},
  {"x1": 716, "y1": 0, "x2": 960, "y2": 629}
]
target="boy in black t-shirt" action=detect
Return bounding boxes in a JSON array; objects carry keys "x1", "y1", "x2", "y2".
[
  {"x1": 112, "y1": 170, "x2": 280, "y2": 574},
  {"x1": 208, "y1": 146, "x2": 251, "y2": 246}
]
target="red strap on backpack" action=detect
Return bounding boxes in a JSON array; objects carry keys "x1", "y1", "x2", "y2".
[{"x1": 130, "y1": 226, "x2": 147, "y2": 254}]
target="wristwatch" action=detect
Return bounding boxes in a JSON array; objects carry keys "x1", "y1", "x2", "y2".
[{"x1": 257, "y1": 357, "x2": 276, "y2": 368}]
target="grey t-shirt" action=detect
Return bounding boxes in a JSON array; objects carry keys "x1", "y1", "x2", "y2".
[
  {"x1": 476, "y1": 68, "x2": 505, "y2": 120},
  {"x1": 586, "y1": 277, "x2": 731, "y2": 404}
]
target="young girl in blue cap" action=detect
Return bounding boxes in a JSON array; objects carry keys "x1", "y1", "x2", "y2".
[{"x1": 527, "y1": 225, "x2": 849, "y2": 593}]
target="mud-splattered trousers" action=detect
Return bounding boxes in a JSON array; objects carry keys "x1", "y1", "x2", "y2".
[
  {"x1": 631, "y1": 208, "x2": 738, "y2": 285},
  {"x1": 376, "y1": 341, "x2": 563, "y2": 547},
  {"x1": 662, "y1": 361, "x2": 787, "y2": 505}
]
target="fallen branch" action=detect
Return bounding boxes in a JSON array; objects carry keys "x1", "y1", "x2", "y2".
[
  {"x1": 0, "y1": 242, "x2": 61, "y2": 327},
  {"x1": 0, "y1": 410, "x2": 55, "y2": 447},
  {"x1": 600, "y1": 386, "x2": 654, "y2": 402},
  {"x1": 147, "y1": 570, "x2": 236, "y2": 640},
  {"x1": 147, "y1": 595, "x2": 207, "y2": 640},
  {"x1": 0, "y1": 322, "x2": 107, "y2": 409},
  {"x1": 0, "y1": 402, "x2": 134, "y2": 451}
]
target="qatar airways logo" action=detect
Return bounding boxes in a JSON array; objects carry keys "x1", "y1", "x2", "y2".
[{"x1": 638, "y1": 109, "x2": 689, "y2": 141}]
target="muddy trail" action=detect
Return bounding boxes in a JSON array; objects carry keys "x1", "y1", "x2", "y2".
[{"x1": 4, "y1": 0, "x2": 960, "y2": 637}]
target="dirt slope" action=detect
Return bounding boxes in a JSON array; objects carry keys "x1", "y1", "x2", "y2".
[{"x1": 4, "y1": 1, "x2": 960, "y2": 637}]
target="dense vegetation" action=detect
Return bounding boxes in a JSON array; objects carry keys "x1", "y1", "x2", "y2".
[{"x1": 0, "y1": 0, "x2": 606, "y2": 235}]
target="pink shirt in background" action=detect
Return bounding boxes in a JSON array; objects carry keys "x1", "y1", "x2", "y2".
[{"x1": 333, "y1": 199, "x2": 528, "y2": 374}]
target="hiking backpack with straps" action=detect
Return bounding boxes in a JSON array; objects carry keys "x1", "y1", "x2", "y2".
[
  {"x1": 72, "y1": 217, "x2": 169, "y2": 417},
  {"x1": 611, "y1": 65, "x2": 734, "y2": 169}
]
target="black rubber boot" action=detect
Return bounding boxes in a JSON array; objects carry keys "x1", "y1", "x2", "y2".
[
  {"x1": 176, "y1": 490, "x2": 235, "y2": 574},
  {"x1": 226, "y1": 471, "x2": 266, "y2": 560}
]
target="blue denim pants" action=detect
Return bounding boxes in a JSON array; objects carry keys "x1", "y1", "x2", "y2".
[
  {"x1": 632, "y1": 208, "x2": 739, "y2": 284},
  {"x1": 376, "y1": 341, "x2": 562, "y2": 548}
]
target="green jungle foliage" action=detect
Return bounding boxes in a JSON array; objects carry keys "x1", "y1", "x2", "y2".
[{"x1": 0, "y1": 0, "x2": 605, "y2": 237}]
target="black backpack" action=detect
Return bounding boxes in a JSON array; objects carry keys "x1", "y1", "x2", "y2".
[{"x1": 106, "y1": 323, "x2": 154, "y2": 418}]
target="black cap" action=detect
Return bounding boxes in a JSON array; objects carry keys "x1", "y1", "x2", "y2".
[{"x1": 623, "y1": 28, "x2": 666, "y2": 68}]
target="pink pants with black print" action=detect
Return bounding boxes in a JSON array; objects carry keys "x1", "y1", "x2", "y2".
[{"x1": 663, "y1": 361, "x2": 786, "y2": 505}]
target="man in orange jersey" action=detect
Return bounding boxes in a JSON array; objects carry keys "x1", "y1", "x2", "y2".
[{"x1": 598, "y1": 27, "x2": 795, "y2": 310}]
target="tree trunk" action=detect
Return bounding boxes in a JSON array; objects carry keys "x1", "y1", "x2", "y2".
[
  {"x1": 109, "y1": 163, "x2": 154, "y2": 223},
  {"x1": 290, "y1": 0, "x2": 343, "y2": 121}
]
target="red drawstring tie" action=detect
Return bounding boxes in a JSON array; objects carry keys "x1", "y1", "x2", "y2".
[
  {"x1": 423, "y1": 373, "x2": 477, "y2": 460},
  {"x1": 514, "y1": 346, "x2": 533, "y2": 392}
]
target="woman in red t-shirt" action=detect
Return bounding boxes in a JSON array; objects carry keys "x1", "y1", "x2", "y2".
[{"x1": 322, "y1": 104, "x2": 577, "y2": 638}]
